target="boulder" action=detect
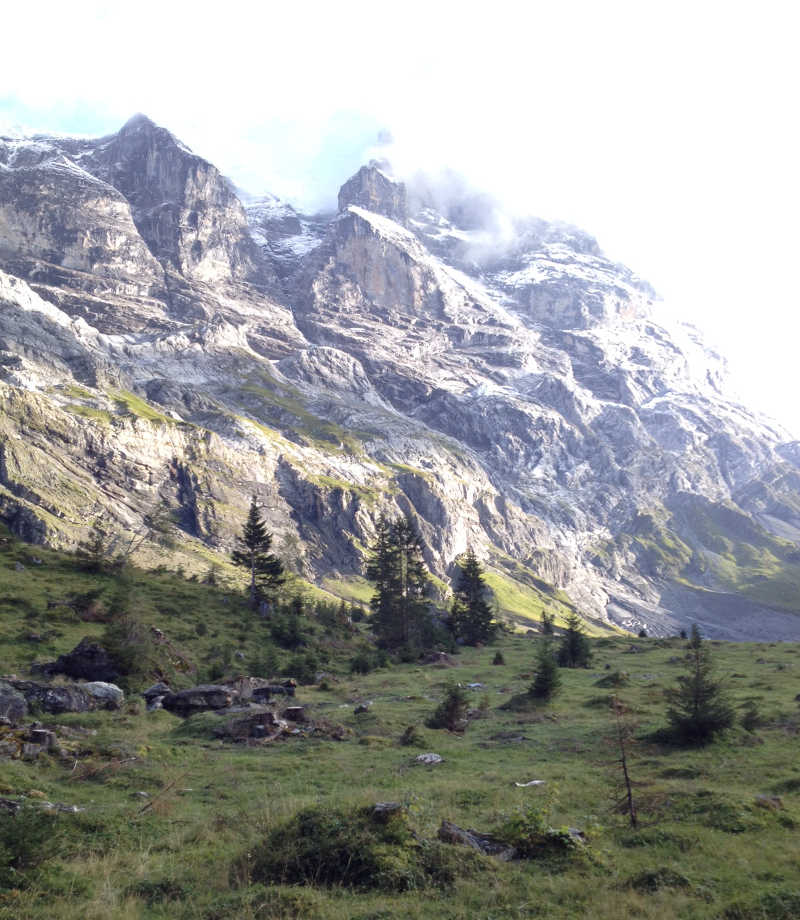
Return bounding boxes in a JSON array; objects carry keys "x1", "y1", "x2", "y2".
[
  {"x1": 0, "y1": 680, "x2": 28, "y2": 725},
  {"x1": 438, "y1": 820, "x2": 516, "y2": 860},
  {"x1": 372, "y1": 802, "x2": 404, "y2": 823},
  {"x1": 9, "y1": 680, "x2": 92, "y2": 714},
  {"x1": 161, "y1": 684, "x2": 237, "y2": 717},
  {"x1": 52, "y1": 637, "x2": 120, "y2": 682},
  {"x1": 251, "y1": 683, "x2": 295, "y2": 703},
  {"x1": 83, "y1": 682, "x2": 125, "y2": 710},
  {"x1": 142, "y1": 682, "x2": 170, "y2": 711},
  {"x1": 213, "y1": 707, "x2": 287, "y2": 741},
  {"x1": 282, "y1": 706, "x2": 307, "y2": 723},
  {"x1": 416, "y1": 752, "x2": 443, "y2": 765},
  {"x1": 28, "y1": 728, "x2": 57, "y2": 750}
]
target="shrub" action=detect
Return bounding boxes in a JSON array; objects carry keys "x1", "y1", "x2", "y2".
[
  {"x1": 498, "y1": 799, "x2": 583, "y2": 864},
  {"x1": 400, "y1": 725, "x2": 424, "y2": 746},
  {"x1": 426, "y1": 683, "x2": 469, "y2": 731},
  {"x1": 594, "y1": 670, "x2": 629, "y2": 689},
  {"x1": 249, "y1": 805, "x2": 486, "y2": 892},
  {"x1": 0, "y1": 808, "x2": 60, "y2": 888},
  {"x1": 492, "y1": 650, "x2": 505, "y2": 665},
  {"x1": 102, "y1": 615, "x2": 159, "y2": 688},
  {"x1": 283, "y1": 650, "x2": 320, "y2": 685}
]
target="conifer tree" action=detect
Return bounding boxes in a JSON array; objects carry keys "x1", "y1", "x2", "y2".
[
  {"x1": 231, "y1": 496, "x2": 284, "y2": 609},
  {"x1": 366, "y1": 514, "x2": 432, "y2": 650},
  {"x1": 557, "y1": 611, "x2": 592, "y2": 667},
  {"x1": 449, "y1": 547, "x2": 496, "y2": 644},
  {"x1": 529, "y1": 638, "x2": 561, "y2": 701},
  {"x1": 664, "y1": 624, "x2": 734, "y2": 744}
]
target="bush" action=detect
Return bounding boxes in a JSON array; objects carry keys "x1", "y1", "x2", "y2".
[
  {"x1": 249, "y1": 805, "x2": 486, "y2": 892},
  {"x1": 350, "y1": 652, "x2": 371, "y2": 674},
  {"x1": 426, "y1": 683, "x2": 469, "y2": 731},
  {"x1": 283, "y1": 650, "x2": 320, "y2": 685},
  {"x1": 0, "y1": 808, "x2": 60, "y2": 888},
  {"x1": 594, "y1": 670, "x2": 629, "y2": 689},
  {"x1": 399, "y1": 725, "x2": 425, "y2": 746},
  {"x1": 102, "y1": 615, "x2": 159, "y2": 688},
  {"x1": 498, "y1": 800, "x2": 583, "y2": 864},
  {"x1": 492, "y1": 651, "x2": 505, "y2": 665}
]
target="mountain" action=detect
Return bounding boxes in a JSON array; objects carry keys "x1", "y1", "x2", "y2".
[{"x1": 2, "y1": 116, "x2": 800, "y2": 640}]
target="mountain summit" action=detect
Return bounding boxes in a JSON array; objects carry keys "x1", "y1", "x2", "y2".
[{"x1": 1, "y1": 115, "x2": 799, "y2": 639}]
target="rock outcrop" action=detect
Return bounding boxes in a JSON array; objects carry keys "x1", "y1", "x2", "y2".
[{"x1": 1, "y1": 115, "x2": 799, "y2": 639}]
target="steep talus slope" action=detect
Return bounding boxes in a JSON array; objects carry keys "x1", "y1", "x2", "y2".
[{"x1": 0, "y1": 119, "x2": 798, "y2": 639}]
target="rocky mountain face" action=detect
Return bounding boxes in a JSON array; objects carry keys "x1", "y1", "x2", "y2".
[{"x1": 1, "y1": 117, "x2": 799, "y2": 639}]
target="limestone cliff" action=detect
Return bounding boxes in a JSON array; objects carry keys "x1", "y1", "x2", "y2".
[{"x1": 1, "y1": 117, "x2": 799, "y2": 640}]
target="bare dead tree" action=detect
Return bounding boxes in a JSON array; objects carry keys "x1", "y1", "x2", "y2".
[{"x1": 612, "y1": 695, "x2": 638, "y2": 829}]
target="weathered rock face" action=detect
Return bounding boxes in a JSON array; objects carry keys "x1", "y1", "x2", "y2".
[
  {"x1": 338, "y1": 165, "x2": 407, "y2": 225},
  {"x1": 1, "y1": 115, "x2": 799, "y2": 640},
  {"x1": 160, "y1": 684, "x2": 238, "y2": 717},
  {"x1": 8, "y1": 680, "x2": 93, "y2": 715},
  {"x1": 86, "y1": 115, "x2": 268, "y2": 287},
  {"x1": 0, "y1": 680, "x2": 28, "y2": 725},
  {"x1": 51, "y1": 637, "x2": 120, "y2": 683}
]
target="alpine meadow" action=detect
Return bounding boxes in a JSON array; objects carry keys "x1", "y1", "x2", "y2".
[{"x1": 1, "y1": 93, "x2": 800, "y2": 919}]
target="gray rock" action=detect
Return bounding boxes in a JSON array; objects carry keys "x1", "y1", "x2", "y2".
[
  {"x1": 416, "y1": 752, "x2": 443, "y2": 765},
  {"x1": 160, "y1": 684, "x2": 237, "y2": 717},
  {"x1": 372, "y1": 802, "x2": 404, "y2": 823},
  {"x1": 83, "y1": 681, "x2": 124, "y2": 709},
  {"x1": 51, "y1": 637, "x2": 120, "y2": 682},
  {"x1": 27, "y1": 729, "x2": 57, "y2": 749},
  {"x1": 438, "y1": 820, "x2": 516, "y2": 860},
  {"x1": 8, "y1": 680, "x2": 92, "y2": 714},
  {"x1": 0, "y1": 680, "x2": 28, "y2": 725},
  {"x1": 0, "y1": 116, "x2": 799, "y2": 643},
  {"x1": 282, "y1": 706, "x2": 307, "y2": 722}
]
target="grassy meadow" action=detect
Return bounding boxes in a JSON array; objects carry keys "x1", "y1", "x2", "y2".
[{"x1": 1, "y1": 533, "x2": 800, "y2": 918}]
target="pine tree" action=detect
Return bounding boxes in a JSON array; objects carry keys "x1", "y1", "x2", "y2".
[
  {"x1": 366, "y1": 514, "x2": 432, "y2": 650},
  {"x1": 231, "y1": 496, "x2": 284, "y2": 609},
  {"x1": 77, "y1": 525, "x2": 108, "y2": 574},
  {"x1": 557, "y1": 611, "x2": 592, "y2": 668},
  {"x1": 529, "y1": 639, "x2": 561, "y2": 701},
  {"x1": 450, "y1": 547, "x2": 496, "y2": 645},
  {"x1": 664, "y1": 624, "x2": 734, "y2": 744}
]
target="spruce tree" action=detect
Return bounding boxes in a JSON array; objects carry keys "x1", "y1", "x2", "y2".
[
  {"x1": 529, "y1": 639, "x2": 561, "y2": 701},
  {"x1": 664, "y1": 624, "x2": 734, "y2": 744},
  {"x1": 450, "y1": 547, "x2": 496, "y2": 645},
  {"x1": 366, "y1": 514, "x2": 432, "y2": 650},
  {"x1": 557, "y1": 611, "x2": 592, "y2": 667},
  {"x1": 231, "y1": 496, "x2": 284, "y2": 609}
]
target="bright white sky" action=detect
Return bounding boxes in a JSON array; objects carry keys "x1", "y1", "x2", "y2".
[{"x1": 2, "y1": 0, "x2": 798, "y2": 434}]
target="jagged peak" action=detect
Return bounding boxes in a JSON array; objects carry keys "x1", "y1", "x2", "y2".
[
  {"x1": 120, "y1": 113, "x2": 157, "y2": 133},
  {"x1": 337, "y1": 164, "x2": 407, "y2": 225}
]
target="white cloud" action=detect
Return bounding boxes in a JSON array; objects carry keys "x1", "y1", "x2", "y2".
[{"x1": 2, "y1": 0, "x2": 799, "y2": 430}]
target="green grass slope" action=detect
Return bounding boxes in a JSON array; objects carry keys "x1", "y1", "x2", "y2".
[{"x1": 1, "y1": 533, "x2": 800, "y2": 918}]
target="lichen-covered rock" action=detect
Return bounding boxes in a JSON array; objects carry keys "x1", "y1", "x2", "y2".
[
  {"x1": 0, "y1": 680, "x2": 27, "y2": 725},
  {"x1": 160, "y1": 684, "x2": 237, "y2": 717},
  {"x1": 82, "y1": 681, "x2": 124, "y2": 709},
  {"x1": 9, "y1": 680, "x2": 92, "y2": 714}
]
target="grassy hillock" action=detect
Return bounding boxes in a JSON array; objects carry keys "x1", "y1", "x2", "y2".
[{"x1": 1, "y1": 533, "x2": 800, "y2": 918}]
